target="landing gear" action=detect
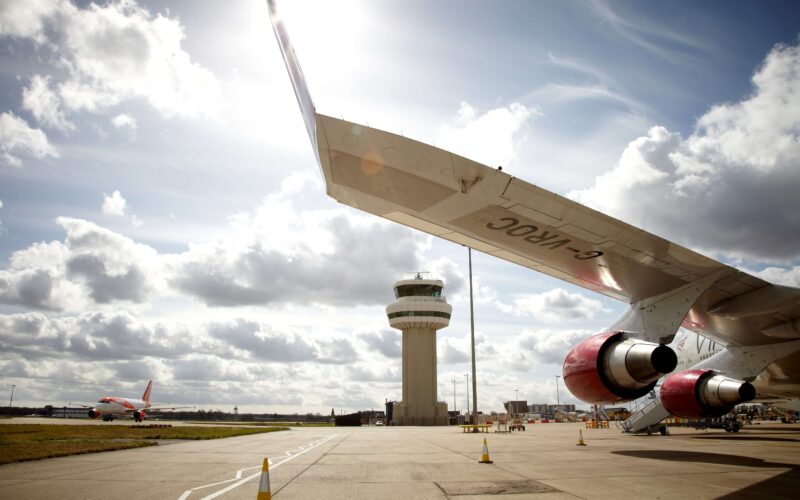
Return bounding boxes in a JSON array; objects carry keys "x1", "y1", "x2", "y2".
[
  {"x1": 723, "y1": 420, "x2": 741, "y2": 433},
  {"x1": 695, "y1": 416, "x2": 742, "y2": 432},
  {"x1": 102, "y1": 414, "x2": 114, "y2": 422},
  {"x1": 644, "y1": 423, "x2": 667, "y2": 435}
]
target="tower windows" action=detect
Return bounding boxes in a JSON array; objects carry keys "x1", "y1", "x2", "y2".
[{"x1": 394, "y1": 284, "x2": 443, "y2": 298}]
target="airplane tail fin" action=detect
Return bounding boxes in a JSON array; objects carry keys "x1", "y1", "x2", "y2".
[
  {"x1": 142, "y1": 380, "x2": 153, "y2": 404},
  {"x1": 267, "y1": 0, "x2": 317, "y2": 152}
]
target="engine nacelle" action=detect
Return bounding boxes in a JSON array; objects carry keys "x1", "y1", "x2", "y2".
[
  {"x1": 133, "y1": 410, "x2": 146, "y2": 422},
  {"x1": 660, "y1": 369, "x2": 756, "y2": 418},
  {"x1": 563, "y1": 331, "x2": 677, "y2": 403},
  {"x1": 87, "y1": 408, "x2": 101, "y2": 419}
]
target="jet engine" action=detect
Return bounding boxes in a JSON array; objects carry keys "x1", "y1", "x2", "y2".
[
  {"x1": 87, "y1": 408, "x2": 101, "y2": 419},
  {"x1": 133, "y1": 410, "x2": 146, "y2": 423},
  {"x1": 660, "y1": 369, "x2": 756, "y2": 418},
  {"x1": 563, "y1": 331, "x2": 677, "y2": 403}
]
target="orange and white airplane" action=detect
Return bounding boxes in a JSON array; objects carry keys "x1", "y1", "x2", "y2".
[
  {"x1": 71, "y1": 381, "x2": 191, "y2": 422},
  {"x1": 268, "y1": 0, "x2": 800, "y2": 428}
]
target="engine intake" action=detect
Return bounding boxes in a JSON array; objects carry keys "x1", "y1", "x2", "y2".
[
  {"x1": 660, "y1": 369, "x2": 756, "y2": 418},
  {"x1": 563, "y1": 331, "x2": 677, "y2": 403},
  {"x1": 87, "y1": 408, "x2": 100, "y2": 419},
  {"x1": 133, "y1": 410, "x2": 146, "y2": 422}
]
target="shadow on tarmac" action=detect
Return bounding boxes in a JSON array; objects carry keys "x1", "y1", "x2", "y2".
[
  {"x1": 691, "y1": 435, "x2": 800, "y2": 443},
  {"x1": 612, "y1": 450, "x2": 798, "y2": 499}
]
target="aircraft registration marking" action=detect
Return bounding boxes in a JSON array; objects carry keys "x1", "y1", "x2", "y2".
[{"x1": 485, "y1": 217, "x2": 604, "y2": 260}]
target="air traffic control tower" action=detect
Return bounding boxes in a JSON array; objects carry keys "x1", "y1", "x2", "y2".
[{"x1": 387, "y1": 274, "x2": 451, "y2": 425}]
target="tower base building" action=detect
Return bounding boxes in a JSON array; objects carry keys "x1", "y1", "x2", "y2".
[{"x1": 386, "y1": 275, "x2": 451, "y2": 426}]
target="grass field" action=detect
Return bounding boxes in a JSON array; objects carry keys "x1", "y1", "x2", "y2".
[{"x1": 0, "y1": 424, "x2": 289, "y2": 464}]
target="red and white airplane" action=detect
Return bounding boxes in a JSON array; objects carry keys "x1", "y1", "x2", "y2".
[
  {"x1": 268, "y1": 0, "x2": 800, "y2": 427},
  {"x1": 71, "y1": 381, "x2": 190, "y2": 422}
]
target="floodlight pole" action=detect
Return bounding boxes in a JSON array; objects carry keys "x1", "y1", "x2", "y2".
[
  {"x1": 8, "y1": 385, "x2": 16, "y2": 418},
  {"x1": 464, "y1": 373, "x2": 469, "y2": 415},
  {"x1": 452, "y1": 379, "x2": 457, "y2": 414},
  {"x1": 555, "y1": 375, "x2": 561, "y2": 407},
  {"x1": 468, "y1": 247, "x2": 478, "y2": 429}
]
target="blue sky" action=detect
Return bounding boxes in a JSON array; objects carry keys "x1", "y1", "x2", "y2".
[{"x1": 1, "y1": 0, "x2": 798, "y2": 413}]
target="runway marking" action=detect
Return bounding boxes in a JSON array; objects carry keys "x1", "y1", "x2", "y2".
[{"x1": 178, "y1": 434, "x2": 339, "y2": 500}]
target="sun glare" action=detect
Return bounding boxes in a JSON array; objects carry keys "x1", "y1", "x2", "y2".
[{"x1": 278, "y1": 0, "x2": 367, "y2": 85}]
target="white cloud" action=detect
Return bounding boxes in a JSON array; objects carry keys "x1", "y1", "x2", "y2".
[
  {"x1": 169, "y1": 175, "x2": 427, "y2": 307},
  {"x1": 22, "y1": 75, "x2": 74, "y2": 133},
  {"x1": 496, "y1": 288, "x2": 608, "y2": 323},
  {"x1": 101, "y1": 190, "x2": 127, "y2": 216},
  {"x1": 439, "y1": 337, "x2": 470, "y2": 364},
  {"x1": 171, "y1": 355, "x2": 258, "y2": 382},
  {"x1": 111, "y1": 113, "x2": 137, "y2": 130},
  {"x1": 436, "y1": 102, "x2": 539, "y2": 167},
  {"x1": 171, "y1": 212, "x2": 421, "y2": 307},
  {"x1": 0, "y1": 112, "x2": 58, "y2": 167},
  {"x1": 0, "y1": 217, "x2": 163, "y2": 311},
  {"x1": 0, "y1": 310, "x2": 368, "y2": 369},
  {"x1": 586, "y1": 0, "x2": 709, "y2": 64},
  {"x1": 0, "y1": 0, "x2": 60, "y2": 43},
  {"x1": 750, "y1": 266, "x2": 800, "y2": 288},
  {"x1": 0, "y1": 309, "x2": 386, "y2": 410},
  {"x1": 59, "y1": 217, "x2": 164, "y2": 304},
  {"x1": 114, "y1": 359, "x2": 164, "y2": 381},
  {"x1": 1, "y1": 0, "x2": 222, "y2": 120},
  {"x1": 0, "y1": 310, "x2": 191, "y2": 362},
  {"x1": 346, "y1": 364, "x2": 399, "y2": 383},
  {"x1": 0, "y1": 301, "x2": 599, "y2": 410},
  {"x1": 570, "y1": 40, "x2": 800, "y2": 262},
  {"x1": 208, "y1": 319, "x2": 316, "y2": 363},
  {"x1": 359, "y1": 330, "x2": 400, "y2": 359},
  {"x1": 0, "y1": 175, "x2": 429, "y2": 310},
  {"x1": 532, "y1": 53, "x2": 649, "y2": 113},
  {"x1": 517, "y1": 329, "x2": 594, "y2": 365}
]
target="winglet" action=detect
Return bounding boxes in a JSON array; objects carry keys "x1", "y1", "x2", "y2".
[
  {"x1": 142, "y1": 380, "x2": 153, "y2": 404},
  {"x1": 267, "y1": 0, "x2": 318, "y2": 153}
]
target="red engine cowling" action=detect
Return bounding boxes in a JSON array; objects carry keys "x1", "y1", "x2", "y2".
[
  {"x1": 87, "y1": 408, "x2": 101, "y2": 419},
  {"x1": 133, "y1": 410, "x2": 146, "y2": 422},
  {"x1": 563, "y1": 331, "x2": 677, "y2": 403},
  {"x1": 660, "y1": 369, "x2": 756, "y2": 418}
]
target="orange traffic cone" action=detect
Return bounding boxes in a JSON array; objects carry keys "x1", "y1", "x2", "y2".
[
  {"x1": 577, "y1": 429, "x2": 587, "y2": 446},
  {"x1": 257, "y1": 458, "x2": 271, "y2": 499},
  {"x1": 479, "y1": 437, "x2": 493, "y2": 463}
]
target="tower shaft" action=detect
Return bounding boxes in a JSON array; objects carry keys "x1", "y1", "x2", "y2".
[
  {"x1": 387, "y1": 276, "x2": 451, "y2": 426},
  {"x1": 402, "y1": 328, "x2": 438, "y2": 415}
]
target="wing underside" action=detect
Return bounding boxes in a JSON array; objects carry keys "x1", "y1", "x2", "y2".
[
  {"x1": 267, "y1": 0, "x2": 800, "y2": 365},
  {"x1": 312, "y1": 115, "x2": 800, "y2": 348}
]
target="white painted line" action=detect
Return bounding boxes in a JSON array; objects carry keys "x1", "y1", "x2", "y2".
[
  {"x1": 178, "y1": 434, "x2": 339, "y2": 500},
  {"x1": 199, "y1": 434, "x2": 338, "y2": 500}
]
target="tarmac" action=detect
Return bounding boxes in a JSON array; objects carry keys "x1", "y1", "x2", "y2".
[{"x1": 1, "y1": 419, "x2": 798, "y2": 499}]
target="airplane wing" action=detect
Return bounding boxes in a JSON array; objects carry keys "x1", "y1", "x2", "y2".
[
  {"x1": 67, "y1": 403, "x2": 93, "y2": 408},
  {"x1": 267, "y1": 0, "x2": 800, "y2": 389},
  {"x1": 312, "y1": 114, "x2": 800, "y2": 342},
  {"x1": 144, "y1": 404, "x2": 195, "y2": 411}
]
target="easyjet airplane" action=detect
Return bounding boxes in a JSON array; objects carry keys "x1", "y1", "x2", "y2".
[
  {"x1": 267, "y1": 0, "x2": 800, "y2": 428},
  {"x1": 71, "y1": 380, "x2": 190, "y2": 422}
]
